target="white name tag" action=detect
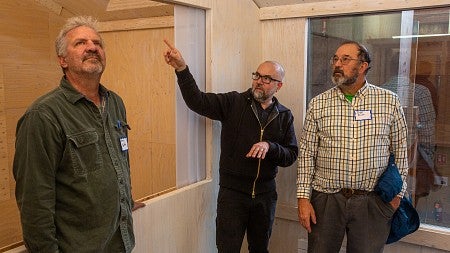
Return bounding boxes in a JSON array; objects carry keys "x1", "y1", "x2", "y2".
[
  {"x1": 354, "y1": 110, "x2": 372, "y2": 121},
  {"x1": 120, "y1": 137, "x2": 129, "y2": 151}
]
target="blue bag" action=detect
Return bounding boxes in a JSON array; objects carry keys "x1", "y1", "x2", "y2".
[
  {"x1": 374, "y1": 153, "x2": 420, "y2": 244},
  {"x1": 386, "y1": 197, "x2": 420, "y2": 244},
  {"x1": 374, "y1": 153, "x2": 403, "y2": 202}
]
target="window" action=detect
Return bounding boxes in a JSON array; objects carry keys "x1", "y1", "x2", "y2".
[
  {"x1": 307, "y1": 7, "x2": 450, "y2": 230},
  {"x1": 174, "y1": 5, "x2": 207, "y2": 187}
]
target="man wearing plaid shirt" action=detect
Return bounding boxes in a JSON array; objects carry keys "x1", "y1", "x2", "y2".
[{"x1": 297, "y1": 41, "x2": 409, "y2": 252}]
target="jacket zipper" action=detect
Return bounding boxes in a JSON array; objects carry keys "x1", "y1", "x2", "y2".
[
  {"x1": 252, "y1": 128, "x2": 264, "y2": 198},
  {"x1": 250, "y1": 103, "x2": 279, "y2": 198}
]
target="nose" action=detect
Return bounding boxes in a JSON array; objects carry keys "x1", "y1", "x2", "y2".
[
  {"x1": 334, "y1": 58, "x2": 344, "y2": 67},
  {"x1": 85, "y1": 40, "x2": 99, "y2": 52}
]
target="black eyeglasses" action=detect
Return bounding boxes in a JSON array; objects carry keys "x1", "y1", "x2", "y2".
[
  {"x1": 330, "y1": 56, "x2": 362, "y2": 65},
  {"x1": 252, "y1": 72, "x2": 281, "y2": 84}
]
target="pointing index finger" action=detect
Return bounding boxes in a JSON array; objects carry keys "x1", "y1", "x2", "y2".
[{"x1": 163, "y1": 39, "x2": 175, "y2": 50}]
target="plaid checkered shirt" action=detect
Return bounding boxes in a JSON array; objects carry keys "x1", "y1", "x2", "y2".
[{"x1": 297, "y1": 82, "x2": 409, "y2": 199}]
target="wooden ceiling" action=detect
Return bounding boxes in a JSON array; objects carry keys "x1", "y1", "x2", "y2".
[
  {"x1": 43, "y1": 0, "x2": 449, "y2": 23},
  {"x1": 38, "y1": 0, "x2": 335, "y2": 21},
  {"x1": 41, "y1": 0, "x2": 174, "y2": 21}
]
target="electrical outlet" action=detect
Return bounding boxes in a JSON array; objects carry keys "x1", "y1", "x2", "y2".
[{"x1": 434, "y1": 176, "x2": 448, "y2": 186}]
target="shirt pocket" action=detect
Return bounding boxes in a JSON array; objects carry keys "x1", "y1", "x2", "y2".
[{"x1": 67, "y1": 130, "x2": 103, "y2": 175}]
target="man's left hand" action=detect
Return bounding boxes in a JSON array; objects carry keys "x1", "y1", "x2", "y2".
[
  {"x1": 132, "y1": 200, "x2": 146, "y2": 211},
  {"x1": 246, "y1": 141, "x2": 269, "y2": 159},
  {"x1": 389, "y1": 196, "x2": 401, "y2": 210}
]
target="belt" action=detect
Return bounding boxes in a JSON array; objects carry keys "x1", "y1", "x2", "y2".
[{"x1": 340, "y1": 188, "x2": 370, "y2": 198}]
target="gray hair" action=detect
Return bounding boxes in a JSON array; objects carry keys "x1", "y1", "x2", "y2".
[{"x1": 55, "y1": 16, "x2": 102, "y2": 57}]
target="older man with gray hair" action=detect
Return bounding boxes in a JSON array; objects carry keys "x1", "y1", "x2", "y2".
[{"x1": 13, "y1": 16, "x2": 139, "y2": 253}]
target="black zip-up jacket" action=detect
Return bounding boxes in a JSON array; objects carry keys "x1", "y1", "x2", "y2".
[{"x1": 176, "y1": 66, "x2": 298, "y2": 195}]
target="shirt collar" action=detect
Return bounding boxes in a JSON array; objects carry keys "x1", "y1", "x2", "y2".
[
  {"x1": 334, "y1": 81, "x2": 369, "y2": 100},
  {"x1": 60, "y1": 76, "x2": 109, "y2": 104}
]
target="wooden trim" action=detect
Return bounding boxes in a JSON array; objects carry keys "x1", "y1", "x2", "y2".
[
  {"x1": 106, "y1": 0, "x2": 169, "y2": 12},
  {"x1": 151, "y1": 0, "x2": 211, "y2": 9},
  {"x1": 98, "y1": 16, "x2": 174, "y2": 32},
  {"x1": 142, "y1": 179, "x2": 212, "y2": 203},
  {"x1": 136, "y1": 187, "x2": 177, "y2": 202},
  {"x1": 205, "y1": 8, "x2": 213, "y2": 180},
  {"x1": 0, "y1": 242, "x2": 25, "y2": 253},
  {"x1": 260, "y1": 0, "x2": 450, "y2": 20}
]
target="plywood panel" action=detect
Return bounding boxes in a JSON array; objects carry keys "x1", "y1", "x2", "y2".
[
  {"x1": 107, "y1": 0, "x2": 169, "y2": 11},
  {"x1": 0, "y1": 67, "x2": 8, "y2": 202},
  {"x1": 210, "y1": 0, "x2": 261, "y2": 93},
  {"x1": 0, "y1": 1, "x2": 53, "y2": 65},
  {"x1": 262, "y1": 18, "x2": 307, "y2": 206},
  {"x1": 100, "y1": 27, "x2": 177, "y2": 200},
  {"x1": 132, "y1": 181, "x2": 215, "y2": 253},
  {"x1": 3, "y1": 64, "x2": 61, "y2": 110},
  {"x1": 0, "y1": 1, "x2": 66, "y2": 249},
  {"x1": 98, "y1": 16, "x2": 174, "y2": 32}
]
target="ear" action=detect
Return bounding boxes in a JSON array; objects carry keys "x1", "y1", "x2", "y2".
[
  {"x1": 58, "y1": 56, "x2": 68, "y2": 68},
  {"x1": 360, "y1": 61, "x2": 369, "y2": 74},
  {"x1": 276, "y1": 82, "x2": 283, "y2": 91}
]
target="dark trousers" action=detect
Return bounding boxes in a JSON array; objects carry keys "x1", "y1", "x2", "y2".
[
  {"x1": 216, "y1": 187, "x2": 277, "y2": 253},
  {"x1": 308, "y1": 190, "x2": 395, "y2": 253}
]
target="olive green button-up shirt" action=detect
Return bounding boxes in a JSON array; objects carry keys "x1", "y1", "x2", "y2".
[{"x1": 13, "y1": 77, "x2": 135, "y2": 253}]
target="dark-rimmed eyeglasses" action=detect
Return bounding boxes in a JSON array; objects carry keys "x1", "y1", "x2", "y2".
[
  {"x1": 252, "y1": 72, "x2": 281, "y2": 84},
  {"x1": 330, "y1": 56, "x2": 362, "y2": 65}
]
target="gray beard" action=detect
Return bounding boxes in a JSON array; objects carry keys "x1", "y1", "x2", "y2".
[
  {"x1": 332, "y1": 74, "x2": 357, "y2": 86},
  {"x1": 252, "y1": 90, "x2": 266, "y2": 103}
]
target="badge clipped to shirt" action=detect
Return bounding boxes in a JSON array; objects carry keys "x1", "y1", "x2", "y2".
[
  {"x1": 117, "y1": 120, "x2": 129, "y2": 151},
  {"x1": 120, "y1": 137, "x2": 129, "y2": 151},
  {"x1": 354, "y1": 110, "x2": 372, "y2": 121}
]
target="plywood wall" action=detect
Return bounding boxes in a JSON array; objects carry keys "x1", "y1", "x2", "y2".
[
  {"x1": 100, "y1": 27, "x2": 177, "y2": 200},
  {"x1": 0, "y1": 0, "x2": 66, "y2": 249}
]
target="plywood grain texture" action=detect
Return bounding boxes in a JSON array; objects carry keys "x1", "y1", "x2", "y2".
[
  {"x1": 107, "y1": 0, "x2": 169, "y2": 11},
  {"x1": 100, "y1": 27, "x2": 177, "y2": 200},
  {"x1": 98, "y1": 16, "x2": 174, "y2": 32},
  {"x1": 262, "y1": 17, "x2": 306, "y2": 207},
  {"x1": 132, "y1": 181, "x2": 215, "y2": 253},
  {"x1": 209, "y1": 0, "x2": 261, "y2": 93},
  {"x1": 0, "y1": 67, "x2": 8, "y2": 202}
]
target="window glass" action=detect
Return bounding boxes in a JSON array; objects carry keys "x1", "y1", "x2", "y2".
[
  {"x1": 174, "y1": 5, "x2": 207, "y2": 187},
  {"x1": 307, "y1": 7, "x2": 450, "y2": 228}
]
